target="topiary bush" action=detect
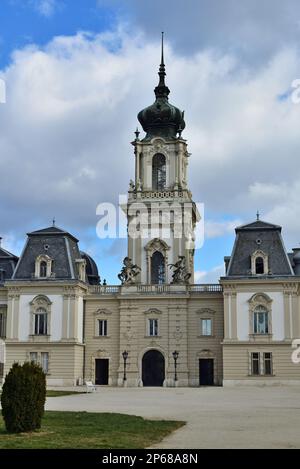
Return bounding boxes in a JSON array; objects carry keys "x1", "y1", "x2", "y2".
[{"x1": 1, "y1": 361, "x2": 46, "y2": 433}]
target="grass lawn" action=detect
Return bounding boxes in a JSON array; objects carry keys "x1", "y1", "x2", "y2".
[{"x1": 0, "y1": 411, "x2": 185, "y2": 449}]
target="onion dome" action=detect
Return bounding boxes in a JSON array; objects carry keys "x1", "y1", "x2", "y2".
[{"x1": 138, "y1": 33, "x2": 185, "y2": 141}]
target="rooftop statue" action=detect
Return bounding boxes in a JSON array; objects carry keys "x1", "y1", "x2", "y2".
[
  {"x1": 118, "y1": 257, "x2": 141, "y2": 285},
  {"x1": 169, "y1": 256, "x2": 191, "y2": 285}
]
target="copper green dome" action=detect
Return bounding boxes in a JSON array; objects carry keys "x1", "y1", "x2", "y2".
[{"x1": 138, "y1": 33, "x2": 185, "y2": 141}]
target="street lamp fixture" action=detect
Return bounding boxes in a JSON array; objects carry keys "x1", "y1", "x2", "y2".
[
  {"x1": 172, "y1": 350, "x2": 179, "y2": 382},
  {"x1": 122, "y1": 350, "x2": 128, "y2": 382}
]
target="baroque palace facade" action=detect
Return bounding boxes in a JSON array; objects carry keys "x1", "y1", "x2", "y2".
[{"x1": 1, "y1": 40, "x2": 300, "y2": 387}]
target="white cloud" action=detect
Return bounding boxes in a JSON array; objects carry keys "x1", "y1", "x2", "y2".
[
  {"x1": 33, "y1": 0, "x2": 57, "y2": 17},
  {"x1": 1, "y1": 27, "x2": 300, "y2": 260},
  {"x1": 205, "y1": 219, "x2": 242, "y2": 239},
  {"x1": 194, "y1": 265, "x2": 225, "y2": 284}
]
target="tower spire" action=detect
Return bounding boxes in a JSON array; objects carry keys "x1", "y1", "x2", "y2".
[{"x1": 155, "y1": 32, "x2": 170, "y2": 100}]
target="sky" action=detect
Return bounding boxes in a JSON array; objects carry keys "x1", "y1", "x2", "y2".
[{"x1": 1, "y1": 0, "x2": 300, "y2": 283}]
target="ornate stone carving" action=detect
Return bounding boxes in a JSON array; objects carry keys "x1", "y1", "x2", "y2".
[
  {"x1": 143, "y1": 308, "x2": 162, "y2": 315},
  {"x1": 168, "y1": 256, "x2": 191, "y2": 284},
  {"x1": 118, "y1": 257, "x2": 141, "y2": 285},
  {"x1": 93, "y1": 308, "x2": 112, "y2": 316},
  {"x1": 196, "y1": 308, "x2": 215, "y2": 316}
]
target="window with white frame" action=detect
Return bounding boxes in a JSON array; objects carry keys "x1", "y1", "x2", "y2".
[
  {"x1": 250, "y1": 351, "x2": 273, "y2": 376},
  {"x1": 30, "y1": 352, "x2": 49, "y2": 374},
  {"x1": 98, "y1": 319, "x2": 108, "y2": 337},
  {"x1": 201, "y1": 319, "x2": 212, "y2": 336},
  {"x1": 253, "y1": 305, "x2": 269, "y2": 334},
  {"x1": 35, "y1": 255, "x2": 53, "y2": 279},
  {"x1": 0, "y1": 308, "x2": 7, "y2": 338},
  {"x1": 251, "y1": 352, "x2": 260, "y2": 375},
  {"x1": 30, "y1": 352, "x2": 38, "y2": 364},
  {"x1": 40, "y1": 261, "x2": 47, "y2": 278},
  {"x1": 34, "y1": 308, "x2": 48, "y2": 335},
  {"x1": 263, "y1": 352, "x2": 272, "y2": 376},
  {"x1": 41, "y1": 352, "x2": 49, "y2": 374},
  {"x1": 148, "y1": 318, "x2": 159, "y2": 337}
]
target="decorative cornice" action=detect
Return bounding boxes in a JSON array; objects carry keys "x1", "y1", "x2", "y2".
[
  {"x1": 143, "y1": 308, "x2": 162, "y2": 316},
  {"x1": 93, "y1": 308, "x2": 113, "y2": 316}
]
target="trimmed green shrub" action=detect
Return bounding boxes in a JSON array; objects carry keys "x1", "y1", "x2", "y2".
[{"x1": 1, "y1": 361, "x2": 46, "y2": 433}]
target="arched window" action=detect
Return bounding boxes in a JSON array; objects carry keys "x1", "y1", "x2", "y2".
[
  {"x1": 34, "y1": 307, "x2": 48, "y2": 335},
  {"x1": 40, "y1": 261, "x2": 47, "y2": 278},
  {"x1": 152, "y1": 153, "x2": 166, "y2": 191},
  {"x1": 253, "y1": 305, "x2": 269, "y2": 334},
  {"x1": 255, "y1": 257, "x2": 264, "y2": 274},
  {"x1": 151, "y1": 251, "x2": 165, "y2": 284}
]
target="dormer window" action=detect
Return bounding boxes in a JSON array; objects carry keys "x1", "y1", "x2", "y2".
[
  {"x1": 75, "y1": 259, "x2": 87, "y2": 282},
  {"x1": 251, "y1": 250, "x2": 268, "y2": 276},
  {"x1": 35, "y1": 255, "x2": 53, "y2": 279},
  {"x1": 40, "y1": 261, "x2": 47, "y2": 278},
  {"x1": 255, "y1": 257, "x2": 264, "y2": 274},
  {"x1": 0, "y1": 269, "x2": 5, "y2": 283}
]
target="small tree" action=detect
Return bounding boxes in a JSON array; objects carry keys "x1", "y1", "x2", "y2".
[{"x1": 1, "y1": 361, "x2": 46, "y2": 433}]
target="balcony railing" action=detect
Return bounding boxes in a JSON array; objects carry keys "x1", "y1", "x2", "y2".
[
  {"x1": 89, "y1": 284, "x2": 223, "y2": 295},
  {"x1": 90, "y1": 285, "x2": 121, "y2": 294}
]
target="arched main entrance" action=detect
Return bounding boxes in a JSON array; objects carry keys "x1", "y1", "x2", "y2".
[{"x1": 142, "y1": 350, "x2": 165, "y2": 386}]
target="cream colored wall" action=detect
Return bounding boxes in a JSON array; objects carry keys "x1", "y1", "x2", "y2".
[
  {"x1": 83, "y1": 292, "x2": 224, "y2": 387},
  {"x1": 223, "y1": 344, "x2": 300, "y2": 385},
  {"x1": 84, "y1": 297, "x2": 120, "y2": 385},
  {"x1": 4, "y1": 343, "x2": 84, "y2": 386},
  {"x1": 187, "y1": 296, "x2": 224, "y2": 386}
]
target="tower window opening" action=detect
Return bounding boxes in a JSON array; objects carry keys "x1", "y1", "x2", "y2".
[
  {"x1": 151, "y1": 251, "x2": 165, "y2": 284},
  {"x1": 152, "y1": 153, "x2": 166, "y2": 191}
]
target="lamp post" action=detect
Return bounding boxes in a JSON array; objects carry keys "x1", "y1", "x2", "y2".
[
  {"x1": 122, "y1": 350, "x2": 128, "y2": 383},
  {"x1": 172, "y1": 350, "x2": 179, "y2": 383}
]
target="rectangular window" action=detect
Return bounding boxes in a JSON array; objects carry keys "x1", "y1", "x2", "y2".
[
  {"x1": 251, "y1": 352, "x2": 260, "y2": 375},
  {"x1": 0, "y1": 310, "x2": 7, "y2": 338},
  {"x1": 254, "y1": 311, "x2": 269, "y2": 334},
  {"x1": 98, "y1": 319, "x2": 108, "y2": 337},
  {"x1": 263, "y1": 352, "x2": 272, "y2": 376},
  {"x1": 41, "y1": 352, "x2": 49, "y2": 374},
  {"x1": 34, "y1": 313, "x2": 48, "y2": 335},
  {"x1": 30, "y1": 352, "x2": 38, "y2": 364},
  {"x1": 149, "y1": 319, "x2": 158, "y2": 337},
  {"x1": 201, "y1": 319, "x2": 212, "y2": 336}
]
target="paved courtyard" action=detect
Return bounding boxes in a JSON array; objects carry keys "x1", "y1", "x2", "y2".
[{"x1": 45, "y1": 386, "x2": 300, "y2": 449}]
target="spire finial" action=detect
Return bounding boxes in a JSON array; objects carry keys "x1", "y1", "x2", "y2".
[
  {"x1": 52, "y1": 217, "x2": 56, "y2": 227},
  {"x1": 161, "y1": 31, "x2": 164, "y2": 67},
  {"x1": 256, "y1": 210, "x2": 260, "y2": 221},
  {"x1": 0, "y1": 237, "x2": 2, "y2": 247},
  {"x1": 154, "y1": 32, "x2": 170, "y2": 100},
  {"x1": 134, "y1": 127, "x2": 140, "y2": 141}
]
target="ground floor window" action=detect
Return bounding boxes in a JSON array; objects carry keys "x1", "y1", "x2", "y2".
[
  {"x1": 263, "y1": 352, "x2": 273, "y2": 376},
  {"x1": 251, "y1": 352, "x2": 260, "y2": 375},
  {"x1": 30, "y1": 352, "x2": 38, "y2": 364},
  {"x1": 29, "y1": 351, "x2": 49, "y2": 374},
  {"x1": 41, "y1": 352, "x2": 49, "y2": 374},
  {"x1": 250, "y1": 352, "x2": 273, "y2": 376}
]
